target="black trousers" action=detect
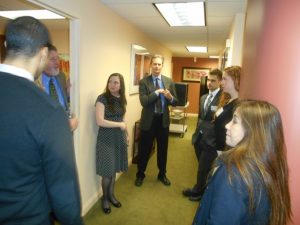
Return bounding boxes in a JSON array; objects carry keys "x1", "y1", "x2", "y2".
[
  {"x1": 192, "y1": 139, "x2": 217, "y2": 194},
  {"x1": 136, "y1": 115, "x2": 169, "y2": 179}
]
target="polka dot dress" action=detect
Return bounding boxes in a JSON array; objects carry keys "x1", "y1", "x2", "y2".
[{"x1": 95, "y1": 94, "x2": 128, "y2": 177}]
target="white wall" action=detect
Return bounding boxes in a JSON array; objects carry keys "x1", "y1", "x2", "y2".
[
  {"x1": 49, "y1": 29, "x2": 69, "y2": 54},
  {"x1": 226, "y1": 13, "x2": 246, "y2": 67},
  {"x1": 32, "y1": 0, "x2": 172, "y2": 215}
]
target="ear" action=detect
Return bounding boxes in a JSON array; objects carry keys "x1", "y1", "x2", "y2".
[{"x1": 41, "y1": 46, "x2": 48, "y2": 58}]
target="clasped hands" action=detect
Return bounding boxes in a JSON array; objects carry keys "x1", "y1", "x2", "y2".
[{"x1": 156, "y1": 88, "x2": 173, "y2": 101}]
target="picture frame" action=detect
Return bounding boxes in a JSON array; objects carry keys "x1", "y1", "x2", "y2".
[
  {"x1": 129, "y1": 44, "x2": 151, "y2": 95},
  {"x1": 182, "y1": 67, "x2": 210, "y2": 82}
]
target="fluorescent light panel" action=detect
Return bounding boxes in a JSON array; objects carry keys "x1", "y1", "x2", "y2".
[
  {"x1": 0, "y1": 10, "x2": 65, "y2": 20},
  {"x1": 209, "y1": 56, "x2": 219, "y2": 59},
  {"x1": 154, "y1": 2, "x2": 205, "y2": 26},
  {"x1": 186, "y1": 46, "x2": 207, "y2": 53}
]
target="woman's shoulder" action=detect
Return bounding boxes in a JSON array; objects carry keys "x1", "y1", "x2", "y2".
[
  {"x1": 213, "y1": 161, "x2": 244, "y2": 188},
  {"x1": 96, "y1": 93, "x2": 107, "y2": 104}
]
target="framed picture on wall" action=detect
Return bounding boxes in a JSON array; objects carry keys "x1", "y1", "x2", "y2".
[
  {"x1": 129, "y1": 44, "x2": 151, "y2": 95},
  {"x1": 182, "y1": 67, "x2": 210, "y2": 82}
]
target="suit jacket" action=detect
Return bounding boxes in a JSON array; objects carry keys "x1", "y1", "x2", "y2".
[
  {"x1": 192, "y1": 89, "x2": 222, "y2": 147},
  {"x1": 36, "y1": 72, "x2": 69, "y2": 111},
  {"x1": 193, "y1": 162, "x2": 270, "y2": 225},
  {"x1": 0, "y1": 71, "x2": 83, "y2": 225},
  {"x1": 139, "y1": 74, "x2": 178, "y2": 131}
]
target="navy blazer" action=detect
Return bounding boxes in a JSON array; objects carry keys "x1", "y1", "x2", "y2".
[
  {"x1": 139, "y1": 74, "x2": 178, "y2": 130},
  {"x1": 0, "y1": 72, "x2": 83, "y2": 225},
  {"x1": 193, "y1": 162, "x2": 270, "y2": 225}
]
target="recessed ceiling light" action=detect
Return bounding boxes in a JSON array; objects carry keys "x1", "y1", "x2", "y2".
[
  {"x1": 132, "y1": 44, "x2": 147, "y2": 51},
  {"x1": 186, "y1": 46, "x2": 207, "y2": 53},
  {"x1": 209, "y1": 56, "x2": 219, "y2": 59},
  {"x1": 154, "y1": 2, "x2": 205, "y2": 27},
  {"x1": 0, "y1": 10, "x2": 65, "y2": 20}
]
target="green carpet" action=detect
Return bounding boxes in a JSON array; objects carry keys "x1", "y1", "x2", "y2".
[{"x1": 84, "y1": 117, "x2": 199, "y2": 225}]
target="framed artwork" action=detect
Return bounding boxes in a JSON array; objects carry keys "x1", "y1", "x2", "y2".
[
  {"x1": 182, "y1": 67, "x2": 210, "y2": 82},
  {"x1": 129, "y1": 44, "x2": 151, "y2": 95}
]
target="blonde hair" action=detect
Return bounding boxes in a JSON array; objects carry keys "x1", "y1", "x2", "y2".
[{"x1": 220, "y1": 100, "x2": 291, "y2": 225}]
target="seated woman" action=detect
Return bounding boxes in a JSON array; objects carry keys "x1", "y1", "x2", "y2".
[{"x1": 192, "y1": 100, "x2": 291, "y2": 225}]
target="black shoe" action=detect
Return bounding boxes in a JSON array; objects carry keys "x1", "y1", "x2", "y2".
[
  {"x1": 182, "y1": 188, "x2": 197, "y2": 197},
  {"x1": 157, "y1": 175, "x2": 171, "y2": 186},
  {"x1": 110, "y1": 199, "x2": 122, "y2": 208},
  {"x1": 101, "y1": 199, "x2": 111, "y2": 214},
  {"x1": 189, "y1": 194, "x2": 202, "y2": 201},
  {"x1": 135, "y1": 177, "x2": 144, "y2": 187},
  {"x1": 102, "y1": 206, "x2": 111, "y2": 214}
]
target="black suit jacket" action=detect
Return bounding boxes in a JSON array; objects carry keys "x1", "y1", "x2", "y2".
[
  {"x1": 192, "y1": 89, "x2": 222, "y2": 148},
  {"x1": 139, "y1": 74, "x2": 178, "y2": 131},
  {"x1": 215, "y1": 99, "x2": 238, "y2": 151}
]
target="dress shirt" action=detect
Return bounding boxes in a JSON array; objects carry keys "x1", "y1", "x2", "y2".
[
  {"x1": 204, "y1": 88, "x2": 220, "y2": 107},
  {"x1": 0, "y1": 64, "x2": 34, "y2": 81},
  {"x1": 152, "y1": 74, "x2": 174, "y2": 105},
  {"x1": 152, "y1": 75, "x2": 166, "y2": 110},
  {"x1": 42, "y1": 73, "x2": 67, "y2": 109}
]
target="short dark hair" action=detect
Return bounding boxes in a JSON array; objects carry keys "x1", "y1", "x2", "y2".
[
  {"x1": 5, "y1": 16, "x2": 51, "y2": 58},
  {"x1": 47, "y1": 43, "x2": 57, "y2": 52},
  {"x1": 209, "y1": 68, "x2": 222, "y2": 80}
]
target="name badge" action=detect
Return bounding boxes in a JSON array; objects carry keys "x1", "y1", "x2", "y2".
[
  {"x1": 215, "y1": 107, "x2": 223, "y2": 117},
  {"x1": 211, "y1": 106, "x2": 217, "y2": 112}
]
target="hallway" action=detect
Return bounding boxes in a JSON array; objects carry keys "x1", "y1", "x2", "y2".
[{"x1": 84, "y1": 117, "x2": 199, "y2": 225}]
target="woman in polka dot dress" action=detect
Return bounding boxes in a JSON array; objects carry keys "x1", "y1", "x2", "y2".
[{"x1": 95, "y1": 73, "x2": 129, "y2": 214}]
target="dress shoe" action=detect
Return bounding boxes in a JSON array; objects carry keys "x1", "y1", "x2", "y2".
[
  {"x1": 102, "y1": 206, "x2": 111, "y2": 214},
  {"x1": 182, "y1": 188, "x2": 196, "y2": 197},
  {"x1": 110, "y1": 200, "x2": 122, "y2": 208},
  {"x1": 135, "y1": 177, "x2": 144, "y2": 187},
  {"x1": 101, "y1": 199, "x2": 111, "y2": 214},
  {"x1": 189, "y1": 194, "x2": 202, "y2": 201},
  {"x1": 157, "y1": 175, "x2": 171, "y2": 186}
]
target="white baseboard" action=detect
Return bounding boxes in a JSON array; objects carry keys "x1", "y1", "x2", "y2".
[
  {"x1": 82, "y1": 190, "x2": 101, "y2": 216},
  {"x1": 81, "y1": 161, "x2": 132, "y2": 216}
]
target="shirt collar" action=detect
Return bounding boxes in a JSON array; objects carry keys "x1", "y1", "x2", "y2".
[
  {"x1": 0, "y1": 64, "x2": 34, "y2": 81},
  {"x1": 209, "y1": 88, "x2": 220, "y2": 97},
  {"x1": 152, "y1": 74, "x2": 162, "y2": 81}
]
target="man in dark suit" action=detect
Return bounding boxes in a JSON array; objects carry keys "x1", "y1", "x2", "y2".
[
  {"x1": 183, "y1": 69, "x2": 222, "y2": 201},
  {"x1": 0, "y1": 16, "x2": 83, "y2": 224},
  {"x1": 135, "y1": 54, "x2": 178, "y2": 187}
]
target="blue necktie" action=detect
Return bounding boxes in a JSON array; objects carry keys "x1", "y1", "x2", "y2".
[{"x1": 155, "y1": 78, "x2": 163, "y2": 113}]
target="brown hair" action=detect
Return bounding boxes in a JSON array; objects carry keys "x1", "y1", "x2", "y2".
[
  {"x1": 150, "y1": 54, "x2": 164, "y2": 64},
  {"x1": 104, "y1": 73, "x2": 127, "y2": 113},
  {"x1": 218, "y1": 66, "x2": 242, "y2": 108},
  {"x1": 209, "y1": 68, "x2": 222, "y2": 80},
  {"x1": 220, "y1": 100, "x2": 292, "y2": 225}
]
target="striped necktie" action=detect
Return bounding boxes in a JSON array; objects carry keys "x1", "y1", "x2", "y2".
[{"x1": 204, "y1": 93, "x2": 213, "y2": 114}]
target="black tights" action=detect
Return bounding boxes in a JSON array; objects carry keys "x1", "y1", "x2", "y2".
[{"x1": 101, "y1": 175, "x2": 119, "y2": 208}]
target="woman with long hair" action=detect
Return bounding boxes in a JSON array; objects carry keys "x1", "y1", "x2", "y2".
[
  {"x1": 215, "y1": 66, "x2": 241, "y2": 154},
  {"x1": 95, "y1": 73, "x2": 129, "y2": 214},
  {"x1": 193, "y1": 100, "x2": 291, "y2": 225}
]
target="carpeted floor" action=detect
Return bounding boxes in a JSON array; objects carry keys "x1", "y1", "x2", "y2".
[{"x1": 84, "y1": 116, "x2": 199, "y2": 225}]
